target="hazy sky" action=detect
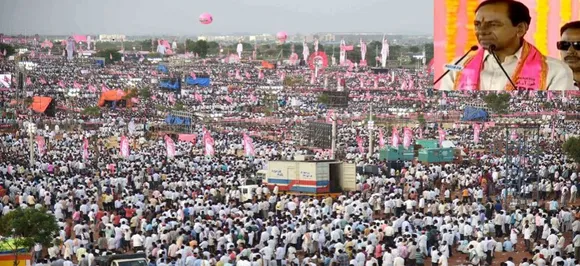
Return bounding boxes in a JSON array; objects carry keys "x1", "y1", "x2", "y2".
[{"x1": 0, "y1": 0, "x2": 434, "y2": 36}]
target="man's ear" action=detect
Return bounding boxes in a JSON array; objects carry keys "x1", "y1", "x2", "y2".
[{"x1": 516, "y1": 23, "x2": 529, "y2": 38}]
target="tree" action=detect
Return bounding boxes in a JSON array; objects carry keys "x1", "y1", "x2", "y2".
[
  {"x1": 139, "y1": 87, "x2": 152, "y2": 100},
  {"x1": 94, "y1": 49, "x2": 122, "y2": 64},
  {"x1": 483, "y1": 93, "x2": 511, "y2": 114},
  {"x1": 317, "y1": 93, "x2": 329, "y2": 104},
  {"x1": 0, "y1": 208, "x2": 59, "y2": 266},
  {"x1": 563, "y1": 137, "x2": 580, "y2": 164},
  {"x1": 81, "y1": 106, "x2": 101, "y2": 117},
  {"x1": 186, "y1": 40, "x2": 209, "y2": 57},
  {"x1": 417, "y1": 113, "x2": 426, "y2": 126},
  {"x1": 0, "y1": 43, "x2": 16, "y2": 57},
  {"x1": 140, "y1": 39, "x2": 154, "y2": 51},
  {"x1": 409, "y1": 46, "x2": 421, "y2": 53}
]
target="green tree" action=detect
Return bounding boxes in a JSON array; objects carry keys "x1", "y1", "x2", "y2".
[
  {"x1": 82, "y1": 106, "x2": 101, "y2": 117},
  {"x1": 483, "y1": 93, "x2": 511, "y2": 114},
  {"x1": 423, "y1": 43, "x2": 434, "y2": 63},
  {"x1": 318, "y1": 93, "x2": 329, "y2": 104},
  {"x1": 409, "y1": 46, "x2": 421, "y2": 53},
  {"x1": 140, "y1": 39, "x2": 154, "y2": 51},
  {"x1": 94, "y1": 49, "x2": 122, "y2": 64},
  {"x1": 186, "y1": 40, "x2": 209, "y2": 57},
  {"x1": 139, "y1": 87, "x2": 152, "y2": 99},
  {"x1": 563, "y1": 137, "x2": 580, "y2": 164},
  {"x1": 0, "y1": 208, "x2": 59, "y2": 266},
  {"x1": 194, "y1": 40, "x2": 209, "y2": 57},
  {"x1": 0, "y1": 43, "x2": 16, "y2": 57},
  {"x1": 417, "y1": 113, "x2": 426, "y2": 126}
]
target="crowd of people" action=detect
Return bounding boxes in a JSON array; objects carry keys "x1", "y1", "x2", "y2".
[{"x1": 1, "y1": 21, "x2": 580, "y2": 266}]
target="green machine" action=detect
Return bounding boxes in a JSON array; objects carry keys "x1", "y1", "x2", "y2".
[
  {"x1": 379, "y1": 145, "x2": 414, "y2": 161},
  {"x1": 418, "y1": 148, "x2": 455, "y2": 163},
  {"x1": 415, "y1": 139, "x2": 439, "y2": 149}
]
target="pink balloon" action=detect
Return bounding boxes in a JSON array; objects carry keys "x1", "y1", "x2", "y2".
[
  {"x1": 199, "y1": 13, "x2": 213, "y2": 25},
  {"x1": 276, "y1": 31, "x2": 287, "y2": 41}
]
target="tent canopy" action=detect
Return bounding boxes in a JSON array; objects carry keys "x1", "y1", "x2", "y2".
[
  {"x1": 30, "y1": 96, "x2": 53, "y2": 113},
  {"x1": 98, "y1": 90, "x2": 130, "y2": 107}
]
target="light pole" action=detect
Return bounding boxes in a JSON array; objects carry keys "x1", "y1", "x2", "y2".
[{"x1": 27, "y1": 122, "x2": 37, "y2": 167}]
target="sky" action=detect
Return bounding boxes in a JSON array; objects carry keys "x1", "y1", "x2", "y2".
[{"x1": 0, "y1": 0, "x2": 434, "y2": 36}]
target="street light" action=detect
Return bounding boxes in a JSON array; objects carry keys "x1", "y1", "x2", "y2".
[{"x1": 26, "y1": 122, "x2": 37, "y2": 167}]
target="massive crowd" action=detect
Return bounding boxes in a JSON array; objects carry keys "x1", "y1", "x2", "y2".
[{"x1": 0, "y1": 44, "x2": 579, "y2": 266}]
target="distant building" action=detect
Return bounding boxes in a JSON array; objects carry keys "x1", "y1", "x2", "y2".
[{"x1": 98, "y1": 34, "x2": 126, "y2": 42}]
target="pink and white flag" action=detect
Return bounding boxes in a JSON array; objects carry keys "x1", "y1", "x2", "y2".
[
  {"x1": 378, "y1": 128, "x2": 385, "y2": 149},
  {"x1": 438, "y1": 127, "x2": 446, "y2": 145},
  {"x1": 120, "y1": 135, "x2": 130, "y2": 158},
  {"x1": 403, "y1": 127, "x2": 413, "y2": 149},
  {"x1": 165, "y1": 135, "x2": 176, "y2": 158},
  {"x1": 391, "y1": 127, "x2": 400, "y2": 148},
  {"x1": 242, "y1": 133, "x2": 256, "y2": 157},
  {"x1": 473, "y1": 123, "x2": 481, "y2": 144},
  {"x1": 203, "y1": 129, "x2": 215, "y2": 157},
  {"x1": 82, "y1": 138, "x2": 89, "y2": 160},
  {"x1": 36, "y1": 136, "x2": 46, "y2": 156}
]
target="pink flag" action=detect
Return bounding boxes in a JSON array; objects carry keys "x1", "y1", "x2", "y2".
[
  {"x1": 82, "y1": 138, "x2": 89, "y2": 160},
  {"x1": 88, "y1": 85, "x2": 97, "y2": 92},
  {"x1": 194, "y1": 92, "x2": 203, "y2": 102},
  {"x1": 168, "y1": 93, "x2": 175, "y2": 104},
  {"x1": 101, "y1": 84, "x2": 109, "y2": 92},
  {"x1": 36, "y1": 136, "x2": 46, "y2": 156},
  {"x1": 250, "y1": 94, "x2": 257, "y2": 102},
  {"x1": 203, "y1": 129, "x2": 215, "y2": 157},
  {"x1": 235, "y1": 69, "x2": 241, "y2": 80},
  {"x1": 326, "y1": 109, "x2": 334, "y2": 123},
  {"x1": 356, "y1": 135, "x2": 364, "y2": 154},
  {"x1": 391, "y1": 127, "x2": 400, "y2": 148},
  {"x1": 39, "y1": 77, "x2": 47, "y2": 85},
  {"x1": 258, "y1": 70, "x2": 264, "y2": 79},
  {"x1": 190, "y1": 72, "x2": 196, "y2": 79},
  {"x1": 374, "y1": 76, "x2": 378, "y2": 89},
  {"x1": 438, "y1": 127, "x2": 446, "y2": 145},
  {"x1": 120, "y1": 135, "x2": 130, "y2": 157},
  {"x1": 245, "y1": 71, "x2": 251, "y2": 79},
  {"x1": 473, "y1": 123, "x2": 481, "y2": 144},
  {"x1": 58, "y1": 80, "x2": 65, "y2": 88},
  {"x1": 165, "y1": 135, "x2": 176, "y2": 158},
  {"x1": 225, "y1": 96, "x2": 233, "y2": 104},
  {"x1": 73, "y1": 81, "x2": 81, "y2": 89},
  {"x1": 378, "y1": 128, "x2": 385, "y2": 149},
  {"x1": 510, "y1": 131, "x2": 518, "y2": 141},
  {"x1": 403, "y1": 127, "x2": 413, "y2": 149},
  {"x1": 242, "y1": 133, "x2": 256, "y2": 157},
  {"x1": 25, "y1": 77, "x2": 32, "y2": 86}
]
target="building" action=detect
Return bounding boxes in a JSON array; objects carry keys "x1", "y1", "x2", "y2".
[{"x1": 98, "y1": 34, "x2": 126, "y2": 42}]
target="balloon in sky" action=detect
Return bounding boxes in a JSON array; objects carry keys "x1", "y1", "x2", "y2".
[
  {"x1": 199, "y1": 13, "x2": 213, "y2": 24},
  {"x1": 276, "y1": 31, "x2": 287, "y2": 43}
]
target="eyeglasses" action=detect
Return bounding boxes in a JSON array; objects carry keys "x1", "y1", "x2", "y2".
[{"x1": 556, "y1": 41, "x2": 580, "y2": 51}]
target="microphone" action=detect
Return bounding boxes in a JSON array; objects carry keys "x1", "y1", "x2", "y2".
[
  {"x1": 487, "y1": 44, "x2": 518, "y2": 90},
  {"x1": 433, "y1": 45, "x2": 479, "y2": 85}
]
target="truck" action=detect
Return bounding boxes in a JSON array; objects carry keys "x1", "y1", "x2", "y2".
[
  {"x1": 95, "y1": 253, "x2": 147, "y2": 266},
  {"x1": 263, "y1": 158, "x2": 356, "y2": 195}
]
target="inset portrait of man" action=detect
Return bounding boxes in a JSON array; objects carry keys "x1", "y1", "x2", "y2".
[{"x1": 559, "y1": 21, "x2": 580, "y2": 88}]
